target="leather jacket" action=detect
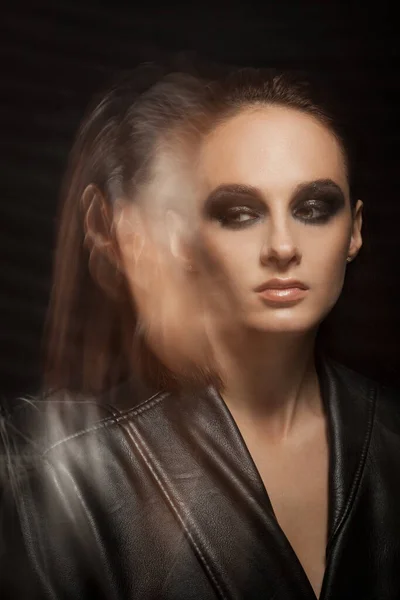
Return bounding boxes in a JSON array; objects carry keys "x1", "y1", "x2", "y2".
[{"x1": 1, "y1": 355, "x2": 399, "y2": 599}]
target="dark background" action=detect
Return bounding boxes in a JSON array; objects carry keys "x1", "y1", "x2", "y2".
[{"x1": 1, "y1": 2, "x2": 399, "y2": 402}]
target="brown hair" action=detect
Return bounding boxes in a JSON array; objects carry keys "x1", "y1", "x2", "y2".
[{"x1": 44, "y1": 64, "x2": 354, "y2": 397}]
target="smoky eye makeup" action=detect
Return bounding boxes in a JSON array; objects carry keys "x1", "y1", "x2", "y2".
[
  {"x1": 203, "y1": 184, "x2": 265, "y2": 229},
  {"x1": 291, "y1": 179, "x2": 346, "y2": 225},
  {"x1": 202, "y1": 179, "x2": 347, "y2": 229}
]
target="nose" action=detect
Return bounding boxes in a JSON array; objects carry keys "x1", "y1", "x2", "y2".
[{"x1": 260, "y1": 218, "x2": 301, "y2": 268}]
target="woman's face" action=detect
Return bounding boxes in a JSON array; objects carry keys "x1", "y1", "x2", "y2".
[{"x1": 193, "y1": 105, "x2": 363, "y2": 335}]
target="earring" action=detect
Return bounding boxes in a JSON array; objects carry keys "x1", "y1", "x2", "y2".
[{"x1": 346, "y1": 256, "x2": 352, "y2": 263}]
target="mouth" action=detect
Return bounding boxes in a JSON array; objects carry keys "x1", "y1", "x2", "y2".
[{"x1": 255, "y1": 279, "x2": 309, "y2": 306}]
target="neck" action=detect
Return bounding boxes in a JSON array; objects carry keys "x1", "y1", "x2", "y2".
[{"x1": 212, "y1": 328, "x2": 323, "y2": 442}]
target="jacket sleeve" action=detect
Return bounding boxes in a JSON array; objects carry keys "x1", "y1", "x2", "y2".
[
  {"x1": 0, "y1": 400, "x2": 120, "y2": 600},
  {"x1": 0, "y1": 434, "x2": 44, "y2": 598}
]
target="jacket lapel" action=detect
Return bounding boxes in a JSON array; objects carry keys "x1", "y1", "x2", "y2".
[
  {"x1": 125, "y1": 356, "x2": 377, "y2": 600},
  {"x1": 316, "y1": 356, "x2": 377, "y2": 557}
]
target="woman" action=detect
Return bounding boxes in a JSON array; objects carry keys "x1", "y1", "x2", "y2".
[{"x1": 2, "y1": 65, "x2": 399, "y2": 600}]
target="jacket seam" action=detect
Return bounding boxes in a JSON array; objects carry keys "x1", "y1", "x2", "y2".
[{"x1": 41, "y1": 391, "x2": 168, "y2": 456}]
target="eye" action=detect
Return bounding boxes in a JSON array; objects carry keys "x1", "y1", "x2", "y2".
[
  {"x1": 294, "y1": 199, "x2": 331, "y2": 224},
  {"x1": 218, "y1": 206, "x2": 261, "y2": 228}
]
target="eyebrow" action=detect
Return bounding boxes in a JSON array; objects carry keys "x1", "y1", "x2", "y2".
[
  {"x1": 291, "y1": 178, "x2": 346, "y2": 199},
  {"x1": 203, "y1": 183, "x2": 263, "y2": 211},
  {"x1": 204, "y1": 178, "x2": 346, "y2": 207}
]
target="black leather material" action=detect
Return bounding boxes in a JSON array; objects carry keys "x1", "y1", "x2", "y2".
[{"x1": 1, "y1": 356, "x2": 400, "y2": 599}]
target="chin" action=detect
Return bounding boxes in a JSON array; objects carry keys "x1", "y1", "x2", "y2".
[{"x1": 247, "y1": 306, "x2": 324, "y2": 335}]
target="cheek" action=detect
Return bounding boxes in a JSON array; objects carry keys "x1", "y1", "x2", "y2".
[
  {"x1": 304, "y1": 225, "x2": 350, "y2": 294},
  {"x1": 197, "y1": 226, "x2": 260, "y2": 283}
]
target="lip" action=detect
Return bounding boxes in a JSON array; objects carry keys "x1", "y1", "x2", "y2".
[
  {"x1": 255, "y1": 278, "x2": 309, "y2": 292},
  {"x1": 255, "y1": 279, "x2": 309, "y2": 306}
]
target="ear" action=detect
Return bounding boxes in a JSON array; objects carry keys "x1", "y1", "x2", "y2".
[
  {"x1": 348, "y1": 199, "x2": 363, "y2": 261},
  {"x1": 81, "y1": 184, "x2": 120, "y2": 267},
  {"x1": 112, "y1": 200, "x2": 146, "y2": 265},
  {"x1": 165, "y1": 209, "x2": 195, "y2": 272}
]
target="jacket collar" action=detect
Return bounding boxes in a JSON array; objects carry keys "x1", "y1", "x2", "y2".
[
  {"x1": 315, "y1": 355, "x2": 377, "y2": 549},
  {"x1": 129, "y1": 353, "x2": 377, "y2": 599},
  {"x1": 196, "y1": 353, "x2": 378, "y2": 547}
]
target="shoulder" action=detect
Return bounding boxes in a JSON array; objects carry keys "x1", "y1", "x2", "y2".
[
  {"x1": 326, "y1": 357, "x2": 400, "y2": 435},
  {"x1": 0, "y1": 385, "x2": 172, "y2": 498},
  {"x1": 0, "y1": 384, "x2": 172, "y2": 504},
  {"x1": 373, "y1": 379, "x2": 400, "y2": 436},
  {"x1": 323, "y1": 356, "x2": 380, "y2": 395},
  {"x1": 0, "y1": 386, "x2": 171, "y2": 542},
  {"x1": 0, "y1": 385, "x2": 168, "y2": 461},
  {"x1": 0, "y1": 388, "x2": 171, "y2": 598}
]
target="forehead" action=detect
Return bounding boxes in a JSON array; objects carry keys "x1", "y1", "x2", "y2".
[{"x1": 198, "y1": 106, "x2": 348, "y2": 197}]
